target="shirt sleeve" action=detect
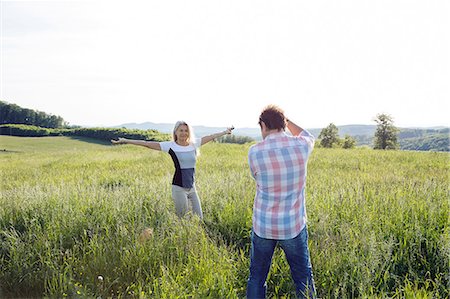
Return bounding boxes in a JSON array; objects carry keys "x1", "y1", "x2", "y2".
[
  {"x1": 248, "y1": 146, "x2": 257, "y2": 180},
  {"x1": 192, "y1": 138, "x2": 202, "y2": 149},
  {"x1": 159, "y1": 141, "x2": 173, "y2": 153},
  {"x1": 298, "y1": 130, "x2": 315, "y2": 154}
]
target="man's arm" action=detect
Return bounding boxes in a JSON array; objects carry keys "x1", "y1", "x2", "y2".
[
  {"x1": 286, "y1": 119, "x2": 304, "y2": 136},
  {"x1": 286, "y1": 118, "x2": 315, "y2": 152}
]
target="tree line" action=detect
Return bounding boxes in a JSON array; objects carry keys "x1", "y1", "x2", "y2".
[
  {"x1": 218, "y1": 134, "x2": 254, "y2": 144},
  {"x1": 3, "y1": 101, "x2": 441, "y2": 150},
  {"x1": 318, "y1": 113, "x2": 399, "y2": 150},
  {"x1": 0, "y1": 124, "x2": 170, "y2": 142},
  {"x1": 0, "y1": 100, "x2": 67, "y2": 128}
]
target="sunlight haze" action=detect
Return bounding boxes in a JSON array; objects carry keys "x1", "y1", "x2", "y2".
[{"x1": 1, "y1": 0, "x2": 449, "y2": 129}]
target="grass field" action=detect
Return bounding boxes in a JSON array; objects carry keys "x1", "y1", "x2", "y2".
[{"x1": 0, "y1": 135, "x2": 448, "y2": 298}]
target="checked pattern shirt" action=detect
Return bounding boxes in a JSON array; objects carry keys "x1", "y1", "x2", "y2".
[{"x1": 248, "y1": 130, "x2": 315, "y2": 240}]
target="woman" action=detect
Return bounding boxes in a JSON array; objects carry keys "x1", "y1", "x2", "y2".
[{"x1": 111, "y1": 121, "x2": 233, "y2": 219}]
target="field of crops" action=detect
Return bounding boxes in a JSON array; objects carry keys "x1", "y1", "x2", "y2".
[{"x1": 0, "y1": 135, "x2": 448, "y2": 298}]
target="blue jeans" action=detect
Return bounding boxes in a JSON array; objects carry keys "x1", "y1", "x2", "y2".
[{"x1": 246, "y1": 227, "x2": 316, "y2": 299}]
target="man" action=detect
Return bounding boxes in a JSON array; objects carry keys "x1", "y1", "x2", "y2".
[{"x1": 247, "y1": 105, "x2": 316, "y2": 299}]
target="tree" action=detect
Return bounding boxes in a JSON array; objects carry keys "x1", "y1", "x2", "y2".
[
  {"x1": 0, "y1": 100, "x2": 67, "y2": 128},
  {"x1": 342, "y1": 135, "x2": 356, "y2": 149},
  {"x1": 319, "y1": 123, "x2": 340, "y2": 148},
  {"x1": 373, "y1": 113, "x2": 399, "y2": 149},
  {"x1": 218, "y1": 134, "x2": 254, "y2": 144}
]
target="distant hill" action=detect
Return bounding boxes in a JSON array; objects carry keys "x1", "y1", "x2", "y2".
[
  {"x1": 398, "y1": 128, "x2": 449, "y2": 152},
  {"x1": 115, "y1": 123, "x2": 379, "y2": 142},
  {"x1": 115, "y1": 122, "x2": 449, "y2": 151},
  {"x1": 4, "y1": 101, "x2": 446, "y2": 151},
  {"x1": 308, "y1": 125, "x2": 377, "y2": 139}
]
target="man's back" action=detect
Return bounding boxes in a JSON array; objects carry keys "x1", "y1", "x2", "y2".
[{"x1": 248, "y1": 130, "x2": 314, "y2": 240}]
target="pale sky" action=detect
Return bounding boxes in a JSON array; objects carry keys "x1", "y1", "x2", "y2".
[{"x1": 1, "y1": 0, "x2": 449, "y2": 128}]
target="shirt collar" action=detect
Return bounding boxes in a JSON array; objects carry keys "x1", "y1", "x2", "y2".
[{"x1": 264, "y1": 131, "x2": 286, "y2": 141}]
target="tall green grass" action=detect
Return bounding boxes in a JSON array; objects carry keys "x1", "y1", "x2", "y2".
[{"x1": 0, "y1": 136, "x2": 448, "y2": 298}]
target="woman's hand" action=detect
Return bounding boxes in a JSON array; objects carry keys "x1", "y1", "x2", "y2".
[
  {"x1": 111, "y1": 137, "x2": 126, "y2": 145},
  {"x1": 225, "y1": 126, "x2": 234, "y2": 135},
  {"x1": 201, "y1": 126, "x2": 234, "y2": 145}
]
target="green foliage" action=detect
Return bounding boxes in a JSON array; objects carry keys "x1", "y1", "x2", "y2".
[
  {"x1": 400, "y1": 133, "x2": 449, "y2": 152},
  {"x1": 218, "y1": 134, "x2": 254, "y2": 144},
  {"x1": 351, "y1": 134, "x2": 373, "y2": 147},
  {"x1": 399, "y1": 128, "x2": 449, "y2": 139},
  {"x1": 0, "y1": 136, "x2": 448, "y2": 298},
  {"x1": 374, "y1": 114, "x2": 399, "y2": 150},
  {"x1": 319, "y1": 123, "x2": 340, "y2": 148},
  {"x1": 66, "y1": 127, "x2": 170, "y2": 142},
  {"x1": 314, "y1": 126, "x2": 449, "y2": 152},
  {"x1": 0, "y1": 100, "x2": 67, "y2": 128},
  {"x1": 319, "y1": 126, "x2": 356, "y2": 149},
  {"x1": 0, "y1": 124, "x2": 170, "y2": 142},
  {"x1": 342, "y1": 135, "x2": 356, "y2": 149},
  {"x1": 0, "y1": 124, "x2": 54, "y2": 137}
]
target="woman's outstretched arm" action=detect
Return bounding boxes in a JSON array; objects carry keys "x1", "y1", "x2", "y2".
[
  {"x1": 111, "y1": 137, "x2": 161, "y2": 151},
  {"x1": 200, "y1": 127, "x2": 234, "y2": 145}
]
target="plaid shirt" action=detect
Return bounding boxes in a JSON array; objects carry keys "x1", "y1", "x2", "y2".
[{"x1": 248, "y1": 130, "x2": 315, "y2": 240}]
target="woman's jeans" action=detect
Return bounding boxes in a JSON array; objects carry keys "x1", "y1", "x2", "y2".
[
  {"x1": 171, "y1": 185, "x2": 203, "y2": 219},
  {"x1": 247, "y1": 227, "x2": 316, "y2": 299}
]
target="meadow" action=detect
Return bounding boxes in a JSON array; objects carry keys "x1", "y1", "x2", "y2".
[{"x1": 0, "y1": 135, "x2": 448, "y2": 298}]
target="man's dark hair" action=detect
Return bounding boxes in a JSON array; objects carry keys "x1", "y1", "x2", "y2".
[{"x1": 259, "y1": 105, "x2": 286, "y2": 131}]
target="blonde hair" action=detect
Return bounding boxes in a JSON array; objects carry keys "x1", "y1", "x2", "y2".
[
  {"x1": 172, "y1": 120, "x2": 196, "y2": 145},
  {"x1": 172, "y1": 121, "x2": 199, "y2": 156}
]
